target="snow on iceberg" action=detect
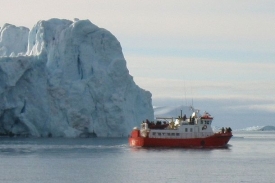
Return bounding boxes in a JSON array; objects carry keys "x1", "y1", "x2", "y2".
[{"x1": 0, "y1": 18, "x2": 154, "y2": 137}]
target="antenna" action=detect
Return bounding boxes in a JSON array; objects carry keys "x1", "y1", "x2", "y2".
[
  {"x1": 191, "y1": 85, "x2": 194, "y2": 106},
  {"x1": 184, "y1": 79, "x2": 187, "y2": 106}
]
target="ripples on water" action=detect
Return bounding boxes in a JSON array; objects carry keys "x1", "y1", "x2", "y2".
[{"x1": 0, "y1": 132, "x2": 275, "y2": 183}]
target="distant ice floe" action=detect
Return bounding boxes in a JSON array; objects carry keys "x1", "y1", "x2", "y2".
[
  {"x1": 235, "y1": 126, "x2": 275, "y2": 131},
  {"x1": 213, "y1": 125, "x2": 275, "y2": 132}
]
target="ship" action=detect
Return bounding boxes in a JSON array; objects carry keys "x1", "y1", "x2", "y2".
[{"x1": 129, "y1": 106, "x2": 232, "y2": 148}]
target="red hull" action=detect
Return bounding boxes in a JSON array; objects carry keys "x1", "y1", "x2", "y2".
[{"x1": 129, "y1": 130, "x2": 232, "y2": 148}]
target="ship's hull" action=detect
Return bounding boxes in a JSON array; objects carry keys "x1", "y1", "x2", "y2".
[{"x1": 129, "y1": 131, "x2": 232, "y2": 148}]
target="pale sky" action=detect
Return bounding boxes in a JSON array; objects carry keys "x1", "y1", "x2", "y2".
[{"x1": 1, "y1": 0, "x2": 274, "y2": 128}]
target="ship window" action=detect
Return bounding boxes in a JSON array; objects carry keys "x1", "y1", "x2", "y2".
[
  {"x1": 190, "y1": 128, "x2": 193, "y2": 132},
  {"x1": 176, "y1": 133, "x2": 180, "y2": 136},
  {"x1": 153, "y1": 132, "x2": 156, "y2": 135},
  {"x1": 158, "y1": 133, "x2": 161, "y2": 136},
  {"x1": 207, "y1": 121, "x2": 209, "y2": 124},
  {"x1": 201, "y1": 120, "x2": 203, "y2": 124},
  {"x1": 167, "y1": 133, "x2": 170, "y2": 136},
  {"x1": 171, "y1": 133, "x2": 175, "y2": 136},
  {"x1": 185, "y1": 128, "x2": 188, "y2": 132}
]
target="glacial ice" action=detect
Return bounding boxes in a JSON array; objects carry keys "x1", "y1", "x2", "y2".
[
  {"x1": 0, "y1": 24, "x2": 29, "y2": 57},
  {"x1": 0, "y1": 18, "x2": 154, "y2": 137}
]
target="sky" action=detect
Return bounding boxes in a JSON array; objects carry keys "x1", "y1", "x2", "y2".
[{"x1": 0, "y1": 0, "x2": 274, "y2": 129}]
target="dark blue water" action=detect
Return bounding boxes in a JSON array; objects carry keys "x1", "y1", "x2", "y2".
[{"x1": 0, "y1": 131, "x2": 274, "y2": 183}]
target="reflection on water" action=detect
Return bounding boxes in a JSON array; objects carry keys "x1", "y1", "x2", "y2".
[
  {"x1": 0, "y1": 137, "x2": 128, "y2": 157},
  {"x1": 0, "y1": 132, "x2": 274, "y2": 183},
  {"x1": 129, "y1": 145, "x2": 231, "y2": 154}
]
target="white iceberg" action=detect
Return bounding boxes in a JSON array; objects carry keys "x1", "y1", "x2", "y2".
[{"x1": 0, "y1": 19, "x2": 153, "y2": 137}]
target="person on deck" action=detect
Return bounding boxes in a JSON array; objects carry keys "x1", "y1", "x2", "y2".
[{"x1": 183, "y1": 114, "x2": 186, "y2": 121}]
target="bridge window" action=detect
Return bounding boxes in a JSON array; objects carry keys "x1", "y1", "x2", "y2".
[{"x1": 201, "y1": 120, "x2": 203, "y2": 124}]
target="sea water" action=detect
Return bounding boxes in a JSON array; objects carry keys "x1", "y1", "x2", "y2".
[{"x1": 0, "y1": 131, "x2": 274, "y2": 183}]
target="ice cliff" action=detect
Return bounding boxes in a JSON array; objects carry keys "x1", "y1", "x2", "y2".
[{"x1": 0, "y1": 18, "x2": 154, "y2": 137}]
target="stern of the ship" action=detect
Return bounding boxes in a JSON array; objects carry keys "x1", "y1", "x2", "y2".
[{"x1": 129, "y1": 128, "x2": 145, "y2": 147}]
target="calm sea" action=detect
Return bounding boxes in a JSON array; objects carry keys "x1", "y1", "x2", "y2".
[{"x1": 0, "y1": 131, "x2": 274, "y2": 183}]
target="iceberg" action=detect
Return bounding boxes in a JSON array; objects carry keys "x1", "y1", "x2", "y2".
[{"x1": 0, "y1": 18, "x2": 154, "y2": 137}]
